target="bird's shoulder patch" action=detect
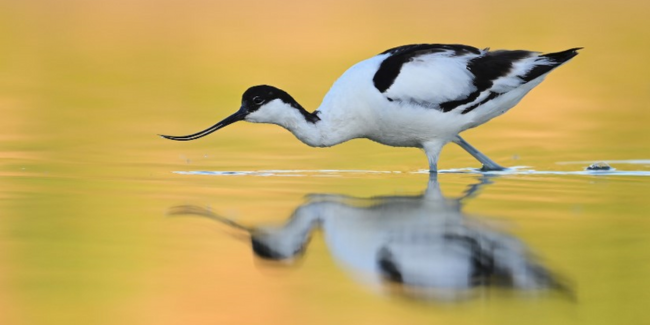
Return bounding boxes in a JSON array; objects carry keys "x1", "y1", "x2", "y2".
[{"x1": 373, "y1": 44, "x2": 481, "y2": 93}]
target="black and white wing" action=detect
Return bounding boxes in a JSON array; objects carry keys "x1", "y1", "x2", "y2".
[{"x1": 373, "y1": 44, "x2": 580, "y2": 114}]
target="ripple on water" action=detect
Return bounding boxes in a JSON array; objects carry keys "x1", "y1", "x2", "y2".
[
  {"x1": 173, "y1": 170, "x2": 404, "y2": 177},
  {"x1": 173, "y1": 160, "x2": 650, "y2": 177}
]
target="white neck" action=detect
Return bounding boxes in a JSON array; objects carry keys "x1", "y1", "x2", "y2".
[{"x1": 245, "y1": 99, "x2": 354, "y2": 147}]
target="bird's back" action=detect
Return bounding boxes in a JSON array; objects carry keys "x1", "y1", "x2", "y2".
[
  {"x1": 312, "y1": 44, "x2": 579, "y2": 147},
  {"x1": 329, "y1": 45, "x2": 578, "y2": 143}
]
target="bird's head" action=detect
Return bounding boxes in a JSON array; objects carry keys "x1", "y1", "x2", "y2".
[{"x1": 160, "y1": 85, "x2": 316, "y2": 141}]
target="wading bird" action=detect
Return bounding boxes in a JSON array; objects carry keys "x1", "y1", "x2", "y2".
[{"x1": 161, "y1": 44, "x2": 580, "y2": 172}]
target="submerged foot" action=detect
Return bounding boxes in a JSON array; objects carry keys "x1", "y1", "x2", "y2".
[{"x1": 479, "y1": 164, "x2": 507, "y2": 172}]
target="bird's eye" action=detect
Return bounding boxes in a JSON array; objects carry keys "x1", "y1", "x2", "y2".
[{"x1": 252, "y1": 96, "x2": 264, "y2": 105}]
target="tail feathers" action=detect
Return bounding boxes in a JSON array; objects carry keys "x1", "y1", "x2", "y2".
[
  {"x1": 542, "y1": 47, "x2": 582, "y2": 63},
  {"x1": 521, "y1": 47, "x2": 582, "y2": 83}
]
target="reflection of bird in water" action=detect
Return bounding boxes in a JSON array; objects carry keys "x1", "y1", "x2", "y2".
[
  {"x1": 170, "y1": 176, "x2": 570, "y2": 300},
  {"x1": 161, "y1": 44, "x2": 580, "y2": 172}
]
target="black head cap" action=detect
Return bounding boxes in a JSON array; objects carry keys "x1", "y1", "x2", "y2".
[
  {"x1": 242, "y1": 85, "x2": 295, "y2": 112},
  {"x1": 242, "y1": 85, "x2": 320, "y2": 123}
]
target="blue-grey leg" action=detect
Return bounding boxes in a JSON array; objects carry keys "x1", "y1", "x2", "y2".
[
  {"x1": 452, "y1": 136, "x2": 506, "y2": 171},
  {"x1": 423, "y1": 141, "x2": 447, "y2": 173}
]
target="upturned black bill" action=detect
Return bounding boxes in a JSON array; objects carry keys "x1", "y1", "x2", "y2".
[{"x1": 159, "y1": 108, "x2": 246, "y2": 141}]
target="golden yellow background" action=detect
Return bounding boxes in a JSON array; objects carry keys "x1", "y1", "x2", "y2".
[{"x1": 1, "y1": 0, "x2": 649, "y2": 324}]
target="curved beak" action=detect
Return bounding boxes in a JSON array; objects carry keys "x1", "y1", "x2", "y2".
[{"x1": 160, "y1": 106, "x2": 247, "y2": 141}]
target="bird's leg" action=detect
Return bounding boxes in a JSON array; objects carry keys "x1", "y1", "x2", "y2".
[
  {"x1": 452, "y1": 136, "x2": 506, "y2": 171},
  {"x1": 422, "y1": 141, "x2": 446, "y2": 173}
]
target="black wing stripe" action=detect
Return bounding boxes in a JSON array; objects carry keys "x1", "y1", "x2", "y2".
[
  {"x1": 439, "y1": 89, "x2": 482, "y2": 112},
  {"x1": 373, "y1": 44, "x2": 481, "y2": 93},
  {"x1": 438, "y1": 50, "x2": 532, "y2": 112},
  {"x1": 461, "y1": 92, "x2": 500, "y2": 114},
  {"x1": 467, "y1": 50, "x2": 532, "y2": 90}
]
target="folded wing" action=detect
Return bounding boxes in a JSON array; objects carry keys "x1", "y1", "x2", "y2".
[{"x1": 374, "y1": 44, "x2": 580, "y2": 114}]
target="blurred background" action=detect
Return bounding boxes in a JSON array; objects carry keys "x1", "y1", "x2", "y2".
[{"x1": 1, "y1": 0, "x2": 649, "y2": 324}]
